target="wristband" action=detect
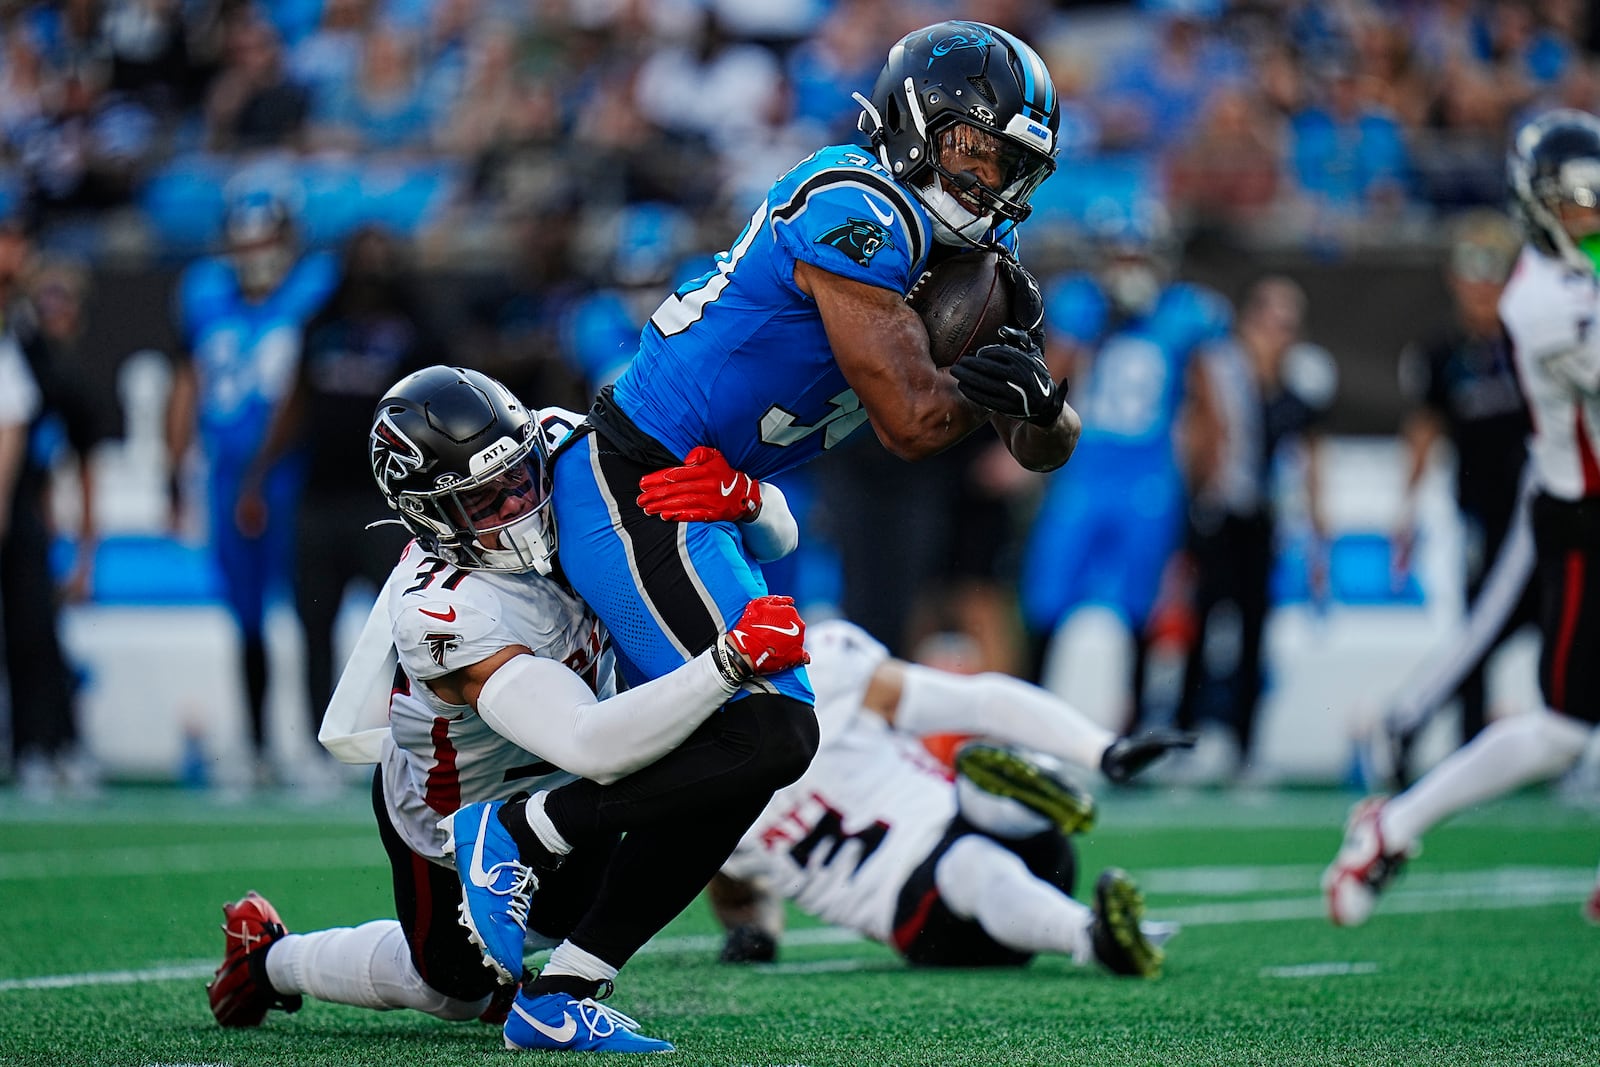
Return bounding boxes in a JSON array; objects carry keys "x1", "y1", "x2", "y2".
[{"x1": 710, "y1": 637, "x2": 753, "y2": 691}]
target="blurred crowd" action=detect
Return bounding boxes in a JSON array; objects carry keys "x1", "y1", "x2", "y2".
[
  {"x1": 0, "y1": 0, "x2": 1585, "y2": 794},
  {"x1": 1, "y1": 0, "x2": 1597, "y2": 258}
]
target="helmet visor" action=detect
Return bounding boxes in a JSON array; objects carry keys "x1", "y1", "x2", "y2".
[
  {"x1": 933, "y1": 120, "x2": 1055, "y2": 222},
  {"x1": 441, "y1": 449, "x2": 547, "y2": 547}
]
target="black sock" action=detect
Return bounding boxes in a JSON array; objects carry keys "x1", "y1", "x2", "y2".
[
  {"x1": 524, "y1": 973, "x2": 611, "y2": 1001},
  {"x1": 496, "y1": 795, "x2": 563, "y2": 872}
]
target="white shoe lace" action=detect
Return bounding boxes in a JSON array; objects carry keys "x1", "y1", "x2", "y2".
[
  {"x1": 484, "y1": 861, "x2": 537, "y2": 930},
  {"x1": 572, "y1": 997, "x2": 642, "y2": 1039}
]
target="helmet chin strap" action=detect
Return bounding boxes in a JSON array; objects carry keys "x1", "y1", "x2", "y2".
[{"x1": 920, "y1": 178, "x2": 995, "y2": 246}]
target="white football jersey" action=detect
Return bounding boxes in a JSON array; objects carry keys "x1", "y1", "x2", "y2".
[
  {"x1": 722, "y1": 620, "x2": 955, "y2": 942},
  {"x1": 380, "y1": 538, "x2": 615, "y2": 861},
  {"x1": 1499, "y1": 247, "x2": 1600, "y2": 500}
]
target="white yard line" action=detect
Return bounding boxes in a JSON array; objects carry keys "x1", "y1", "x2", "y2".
[
  {"x1": 4, "y1": 869, "x2": 1588, "y2": 994},
  {"x1": 0, "y1": 837, "x2": 383, "y2": 881}
]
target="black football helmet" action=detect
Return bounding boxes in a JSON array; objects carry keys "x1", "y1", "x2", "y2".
[
  {"x1": 370, "y1": 366, "x2": 556, "y2": 575},
  {"x1": 1508, "y1": 108, "x2": 1600, "y2": 270},
  {"x1": 857, "y1": 21, "x2": 1060, "y2": 244}
]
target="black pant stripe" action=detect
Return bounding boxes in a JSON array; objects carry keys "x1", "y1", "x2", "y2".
[{"x1": 591, "y1": 441, "x2": 724, "y2": 658}]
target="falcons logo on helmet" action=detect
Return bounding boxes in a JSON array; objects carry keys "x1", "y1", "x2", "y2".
[{"x1": 371, "y1": 410, "x2": 425, "y2": 491}]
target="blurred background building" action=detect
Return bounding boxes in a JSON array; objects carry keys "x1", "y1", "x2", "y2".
[{"x1": 1, "y1": 0, "x2": 1584, "y2": 794}]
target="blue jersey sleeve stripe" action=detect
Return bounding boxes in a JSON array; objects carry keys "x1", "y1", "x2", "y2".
[{"x1": 772, "y1": 168, "x2": 926, "y2": 271}]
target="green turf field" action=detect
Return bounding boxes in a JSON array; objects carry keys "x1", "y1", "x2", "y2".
[{"x1": 3, "y1": 786, "x2": 1598, "y2": 1066}]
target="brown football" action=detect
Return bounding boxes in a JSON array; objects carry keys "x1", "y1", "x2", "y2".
[{"x1": 905, "y1": 249, "x2": 1012, "y2": 368}]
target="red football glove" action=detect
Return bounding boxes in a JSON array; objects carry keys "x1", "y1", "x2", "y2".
[
  {"x1": 718, "y1": 595, "x2": 810, "y2": 683},
  {"x1": 637, "y1": 446, "x2": 762, "y2": 523}
]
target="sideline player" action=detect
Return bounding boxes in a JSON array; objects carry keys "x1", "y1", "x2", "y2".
[
  {"x1": 1324, "y1": 109, "x2": 1600, "y2": 927},
  {"x1": 440, "y1": 17, "x2": 1082, "y2": 1036},
  {"x1": 1020, "y1": 199, "x2": 1231, "y2": 716},
  {"x1": 165, "y1": 186, "x2": 338, "y2": 785},
  {"x1": 709, "y1": 618, "x2": 1188, "y2": 976},
  {"x1": 206, "y1": 366, "x2": 808, "y2": 1053}
]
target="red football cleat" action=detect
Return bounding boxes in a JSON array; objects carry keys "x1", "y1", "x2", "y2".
[
  {"x1": 1584, "y1": 882, "x2": 1600, "y2": 926},
  {"x1": 207, "y1": 891, "x2": 302, "y2": 1027}
]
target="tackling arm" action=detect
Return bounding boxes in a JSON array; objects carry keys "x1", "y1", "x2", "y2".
[{"x1": 437, "y1": 595, "x2": 809, "y2": 785}]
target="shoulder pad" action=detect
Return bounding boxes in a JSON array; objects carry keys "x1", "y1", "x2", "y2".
[
  {"x1": 770, "y1": 147, "x2": 928, "y2": 288},
  {"x1": 806, "y1": 619, "x2": 891, "y2": 712},
  {"x1": 391, "y1": 578, "x2": 506, "y2": 681},
  {"x1": 535, "y1": 406, "x2": 584, "y2": 455}
]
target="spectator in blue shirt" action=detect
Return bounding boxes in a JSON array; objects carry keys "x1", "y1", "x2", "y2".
[{"x1": 1290, "y1": 61, "x2": 1412, "y2": 218}]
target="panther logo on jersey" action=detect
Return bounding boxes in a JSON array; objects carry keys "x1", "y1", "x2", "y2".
[
  {"x1": 423, "y1": 631, "x2": 460, "y2": 668},
  {"x1": 816, "y1": 219, "x2": 894, "y2": 267},
  {"x1": 371, "y1": 411, "x2": 427, "y2": 491}
]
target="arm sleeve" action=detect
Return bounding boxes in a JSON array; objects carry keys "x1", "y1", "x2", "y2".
[
  {"x1": 476, "y1": 648, "x2": 740, "y2": 785},
  {"x1": 740, "y1": 481, "x2": 798, "y2": 562},
  {"x1": 893, "y1": 665, "x2": 1117, "y2": 772}
]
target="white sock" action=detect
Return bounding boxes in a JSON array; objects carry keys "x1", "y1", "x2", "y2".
[
  {"x1": 932, "y1": 834, "x2": 1094, "y2": 964},
  {"x1": 523, "y1": 790, "x2": 573, "y2": 856},
  {"x1": 1382, "y1": 709, "x2": 1592, "y2": 848},
  {"x1": 264, "y1": 920, "x2": 489, "y2": 1020},
  {"x1": 542, "y1": 940, "x2": 619, "y2": 985}
]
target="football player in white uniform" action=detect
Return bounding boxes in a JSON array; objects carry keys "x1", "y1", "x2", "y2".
[
  {"x1": 1325, "y1": 110, "x2": 1600, "y2": 927},
  {"x1": 206, "y1": 366, "x2": 810, "y2": 1053},
  {"x1": 704, "y1": 618, "x2": 1191, "y2": 977}
]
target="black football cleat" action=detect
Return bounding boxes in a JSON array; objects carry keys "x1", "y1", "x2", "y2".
[
  {"x1": 955, "y1": 742, "x2": 1098, "y2": 835},
  {"x1": 719, "y1": 924, "x2": 779, "y2": 964},
  {"x1": 1100, "y1": 729, "x2": 1197, "y2": 784},
  {"x1": 1090, "y1": 869, "x2": 1163, "y2": 978}
]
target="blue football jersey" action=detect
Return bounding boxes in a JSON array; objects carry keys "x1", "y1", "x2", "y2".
[
  {"x1": 1046, "y1": 276, "x2": 1231, "y2": 470},
  {"x1": 176, "y1": 250, "x2": 338, "y2": 466},
  {"x1": 608, "y1": 144, "x2": 1017, "y2": 480}
]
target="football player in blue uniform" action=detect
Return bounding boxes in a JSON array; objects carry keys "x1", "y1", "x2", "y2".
[
  {"x1": 165, "y1": 187, "x2": 338, "y2": 783},
  {"x1": 1020, "y1": 199, "x2": 1231, "y2": 718},
  {"x1": 440, "y1": 21, "x2": 1082, "y2": 1046}
]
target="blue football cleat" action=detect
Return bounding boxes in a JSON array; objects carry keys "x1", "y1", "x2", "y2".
[
  {"x1": 439, "y1": 801, "x2": 537, "y2": 985},
  {"x1": 504, "y1": 991, "x2": 674, "y2": 1053}
]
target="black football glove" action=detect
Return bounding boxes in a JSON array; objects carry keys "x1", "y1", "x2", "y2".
[
  {"x1": 1100, "y1": 728, "x2": 1197, "y2": 785},
  {"x1": 951, "y1": 326, "x2": 1067, "y2": 426},
  {"x1": 997, "y1": 253, "x2": 1046, "y2": 350}
]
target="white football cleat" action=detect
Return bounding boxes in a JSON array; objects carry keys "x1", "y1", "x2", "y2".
[{"x1": 1322, "y1": 797, "x2": 1417, "y2": 927}]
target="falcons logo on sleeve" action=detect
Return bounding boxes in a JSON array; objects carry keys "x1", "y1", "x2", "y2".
[{"x1": 424, "y1": 631, "x2": 460, "y2": 668}]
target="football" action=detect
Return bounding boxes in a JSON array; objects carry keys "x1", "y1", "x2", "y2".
[{"x1": 905, "y1": 248, "x2": 1013, "y2": 368}]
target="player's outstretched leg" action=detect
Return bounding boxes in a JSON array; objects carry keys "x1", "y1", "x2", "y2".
[
  {"x1": 954, "y1": 742, "x2": 1098, "y2": 836},
  {"x1": 440, "y1": 800, "x2": 540, "y2": 984},
  {"x1": 1090, "y1": 869, "x2": 1163, "y2": 978},
  {"x1": 504, "y1": 985, "x2": 674, "y2": 1053},
  {"x1": 1322, "y1": 797, "x2": 1417, "y2": 927},
  {"x1": 207, "y1": 891, "x2": 303, "y2": 1027}
]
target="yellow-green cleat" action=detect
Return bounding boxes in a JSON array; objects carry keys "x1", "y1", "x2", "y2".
[
  {"x1": 954, "y1": 742, "x2": 1098, "y2": 835},
  {"x1": 1090, "y1": 868, "x2": 1163, "y2": 978}
]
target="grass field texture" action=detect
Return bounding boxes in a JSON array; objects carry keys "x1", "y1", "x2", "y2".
[{"x1": 3, "y1": 787, "x2": 1598, "y2": 1067}]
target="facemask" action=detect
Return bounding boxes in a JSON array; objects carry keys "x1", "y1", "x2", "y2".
[
  {"x1": 1103, "y1": 263, "x2": 1161, "y2": 317},
  {"x1": 921, "y1": 178, "x2": 995, "y2": 246},
  {"x1": 232, "y1": 243, "x2": 293, "y2": 296}
]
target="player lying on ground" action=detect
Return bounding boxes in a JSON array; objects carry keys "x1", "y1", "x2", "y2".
[
  {"x1": 1324, "y1": 109, "x2": 1600, "y2": 928},
  {"x1": 207, "y1": 367, "x2": 807, "y2": 1053},
  {"x1": 705, "y1": 618, "x2": 1191, "y2": 976}
]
